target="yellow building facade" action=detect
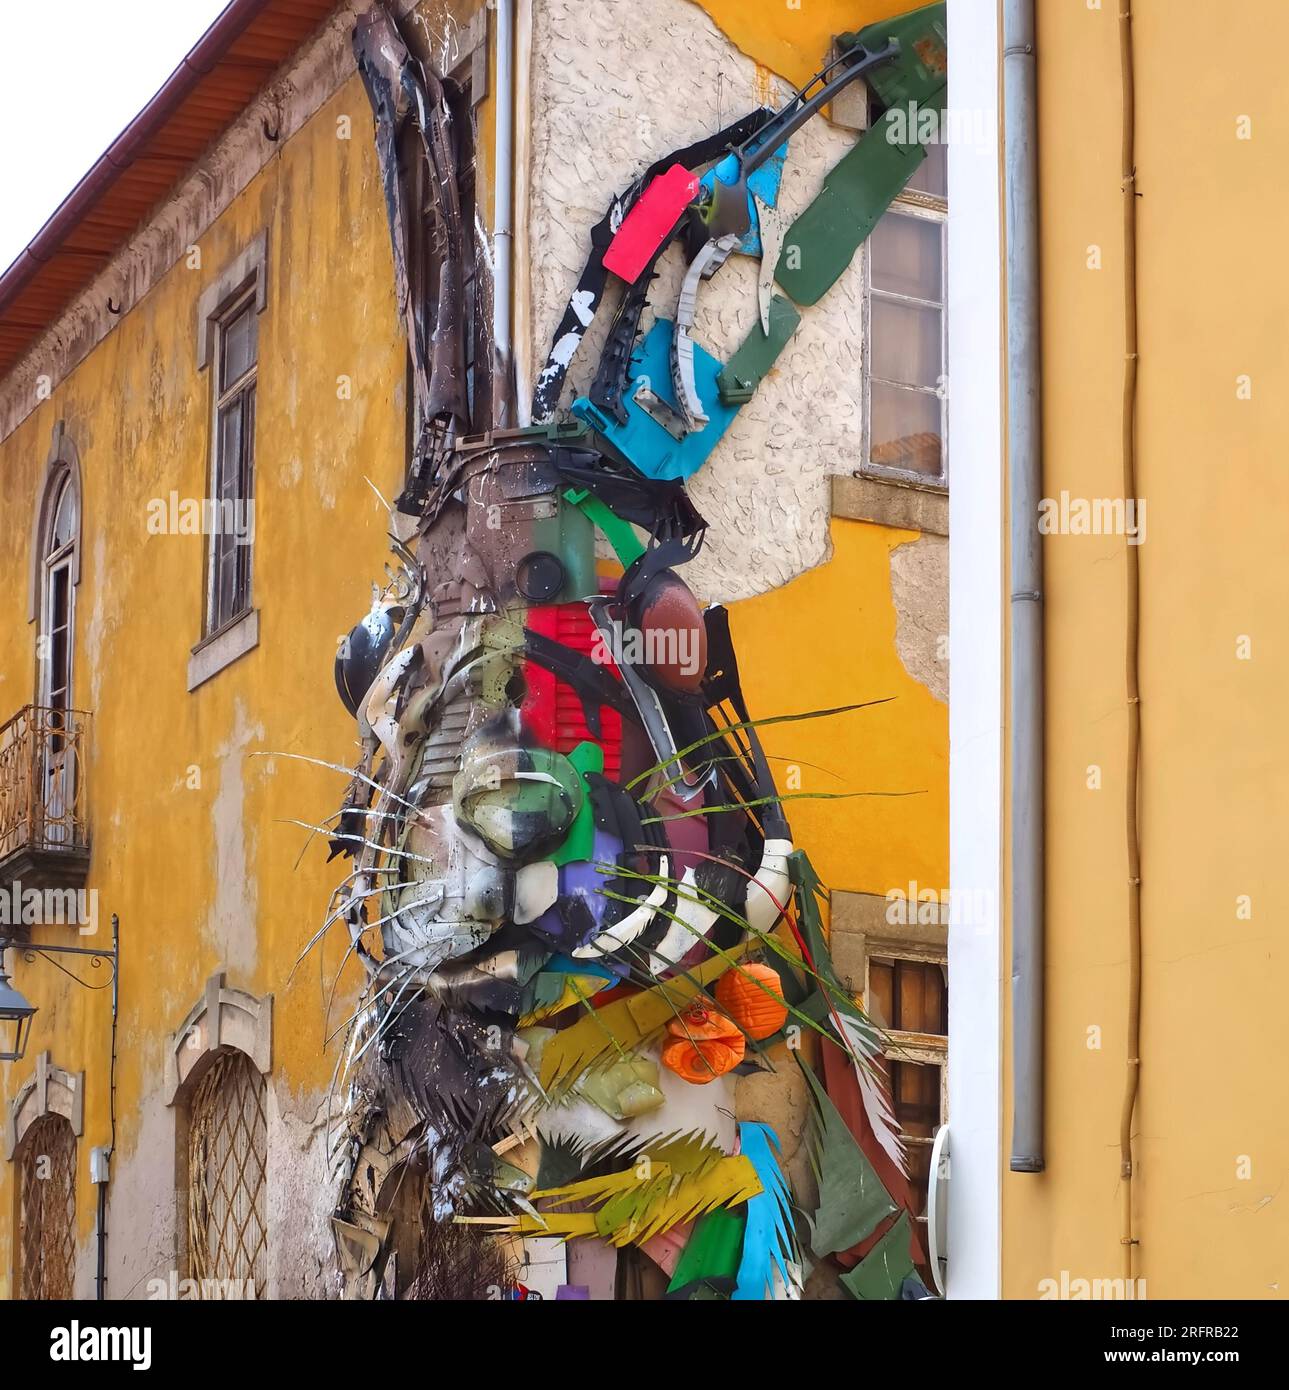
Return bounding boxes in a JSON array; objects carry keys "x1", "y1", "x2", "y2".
[{"x1": 1001, "y1": 0, "x2": 1289, "y2": 1301}]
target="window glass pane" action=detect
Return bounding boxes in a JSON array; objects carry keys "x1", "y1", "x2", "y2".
[
  {"x1": 219, "y1": 301, "x2": 257, "y2": 390},
  {"x1": 871, "y1": 296, "x2": 942, "y2": 388},
  {"x1": 870, "y1": 382, "x2": 943, "y2": 476},
  {"x1": 49, "y1": 478, "x2": 77, "y2": 555},
  {"x1": 871, "y1": 212, "x2": 943, "y2": 302},
  {"x1": 216, "y1": 403, "x2": 244, "y2": 501},
  {"x1": 241, "y1": 386, "x2": 256, "y2": 498},
  {"x1": 905, "y1": 139, "x2": 947, "y2": 198},
  {"x1": 214, "y1": 543, "x2": 237, "y2": 631},
  {"x1": 48, "y1": 566, "x2": 70, "y2": 704}
]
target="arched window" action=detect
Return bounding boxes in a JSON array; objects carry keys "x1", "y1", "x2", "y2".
[
  {"x1": 27, "y1": 425, "x2": 85, "y2": 850},
  {"x1": 16, "y1": 1112, "x2": 77, "y2": 1299},
  {"x1": 40, "y1": 472, "x2": 77, "y2": 715},
  {"x1": 187, "y1": 1048, "x2": 267, "y2": 1299}
]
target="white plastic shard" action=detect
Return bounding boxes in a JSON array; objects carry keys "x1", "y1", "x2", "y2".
[
  {"x1": 570, "y1": 853, "x2": 670, "y2": 959},
  {"x1": 671, "y1": 232, "x2": 741, "y2": 431},
  {"x1": 645, "y1": 865, "x2": 719, "y2": 975},
  {"x1": 745, "y1": 837, "x2": 793, "y2": 934},
  {"x1": 754, "y1": 192, "x2": 789, "y2": 336},
  {"x1": 513, "y1": 860, "x2": 559, "y2": 925}
]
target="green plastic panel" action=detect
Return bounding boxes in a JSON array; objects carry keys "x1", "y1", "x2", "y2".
[
  {"x1": 717, "y1": 295, "x2": 802, "y2": 405},
  {"x1": 775, "y1": 104, "x2": 931, "y2": 308}
]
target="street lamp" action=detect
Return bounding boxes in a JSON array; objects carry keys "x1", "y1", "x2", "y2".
[
  {"x1": 0, "y1": 914, "x2": 119, "y2": 1064},
  {"x1": 0, "y1": 951, "x2": 36, "y2": 1062}
]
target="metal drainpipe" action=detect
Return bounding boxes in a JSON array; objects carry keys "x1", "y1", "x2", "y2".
[
  {"x1": 95, "y1": 912, "x2": 120, "y2": 1299},
  {"x1": 512, "y1": 0, "x2": 534, "y2": 427},
  {"x1": 492, "y1": 0, "x2": 516, "y2": 426},
  {"x1": 1004, "y1": 0, "x2": 1045, "y2": 1173}
]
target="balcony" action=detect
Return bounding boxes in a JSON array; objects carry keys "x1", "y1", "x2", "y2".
[{"x1": 0, "y1": 705, "x2": 91, "y2": 910}]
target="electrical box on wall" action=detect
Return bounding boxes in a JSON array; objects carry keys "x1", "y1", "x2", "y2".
[{"x1": 90, "y1": 1146, "x2": 110, "y2": 1185}]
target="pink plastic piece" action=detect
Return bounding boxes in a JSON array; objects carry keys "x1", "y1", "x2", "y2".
[{"x1": 602, "y1": 165, "x2": 700, "y2": 284}]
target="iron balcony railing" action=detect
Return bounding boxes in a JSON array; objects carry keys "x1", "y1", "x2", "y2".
[{"x1": 0, "y1": 704, "x2": 91, "y2": 862}]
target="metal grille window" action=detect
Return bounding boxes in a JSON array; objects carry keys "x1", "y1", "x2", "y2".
[
  {"x1": 187, "y1": 1049, "x2": 268, "y2": 1299},
  {"x1": 17, "y1": 1113, "x2": 77, "y2": 1300},
  {"x1": 864, "y1": 141, "x2": 948, "y2": 485},
  {"x1": 207, "y1": 294, "x2": 257, "y2": 635}
]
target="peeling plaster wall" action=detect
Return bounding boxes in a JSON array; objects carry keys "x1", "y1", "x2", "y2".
[
  {"x1": 890, "y1": 535, "x2": 948, "y2": 704},
  {"x1": 529, "y1": 0, "x2": 871, "y2": 602},
  {"x1": 528, "y1": 0, "x2": 949, "y2": 909}
]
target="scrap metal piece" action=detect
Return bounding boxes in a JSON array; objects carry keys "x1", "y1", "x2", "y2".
[
  {"x1": 573, "y1": 318, "x2": 739, "y2": 482},
  {"x1": 776, "y1": 3, "x2": 949, "y2": 306},
  {"x1": 634, "y1": 385, "x2": 689, "y2": 441},
  {"x1": 693, "y1": 33, "x2": 902, "y2": 250},
  {"x1": 672, "y1": 233, "x2": 741, "y2": 431},
  {"x1": 693, "y1": 133, "x2": 789, "y2": 261},
  {"x1": 354, "y1": 5, "x2": 469, "y2": 512},
  {"x1": 589, "y1": 240, "x2": 669, "y2": 424},
  {"x1": 753, "y1": 193, "x2": 789, "y2": 335},
  {"x1": 589, "y1": 600, "x2": 708, "y2": 803},
  {"x1": 530, "y1": 109, "x2": 773, "y2": 422}
]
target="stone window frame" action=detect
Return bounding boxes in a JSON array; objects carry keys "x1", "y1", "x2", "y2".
[
  {"x1": 3, "y1": 1050, "x2": 85, "y2": 1162},
  {"x1": 165, "y1": 972, "x2": 273, "y2": 1293},
  {"x1": 165, "y1": 970, "x2": 272, "y2": 1105},
  {"x1": 188, "y1": 232, "x2": 268, "y2": 692}
]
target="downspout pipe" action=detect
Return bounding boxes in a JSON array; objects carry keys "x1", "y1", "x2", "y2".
[
  {"x1": 95, "y1": 913, "x2": 120, "y2": 1300},
  {"x1": 1004, "y1": 0, "x2": 1045, "y2": 1173},
  {"x1": 512, "y1": 0, "x2": 534, "y2": 426},
  {"x1": 492, "y1": 0, "x2": 516, "y2": 426}
]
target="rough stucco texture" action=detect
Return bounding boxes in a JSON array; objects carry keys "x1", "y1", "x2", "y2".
[
  {"x1": 529, "y1": 0, "x2": 873, "y2": 603},
  {"x1": 890, "y1": 535, "x2": 948, "y2": 703}
]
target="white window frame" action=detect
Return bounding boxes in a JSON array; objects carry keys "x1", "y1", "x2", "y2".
[
  {"x1": 189, "y1": 235, "x2": 266, "y2": 692},
  {"x1": 862, "y1": 180, "x2": 949, "y2": 489},
  {"x1": 38, "y1": 476, "x2": 77, "y2": 713},
  {"x1": 204, "y1": 289, "x2": 258, "y2": 638}
]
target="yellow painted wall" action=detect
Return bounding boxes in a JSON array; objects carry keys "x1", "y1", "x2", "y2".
[
  {"x1": 730, "y1": 519, "x2": 947, "y2": 904},
  {"x1": 1003, "y1": 0, "x2": 1289, "y2": 1299},
  {"x1": 691, "y1": 0, "x2": 916, "y2": 88},
  {"x1": 0, "y1": 74, "x2": 410, "y2": 1295}
]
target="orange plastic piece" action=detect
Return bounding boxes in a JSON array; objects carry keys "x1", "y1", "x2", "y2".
[
  {"x1": 714, "y1": 963, "x2": 788, "y2": 1041},
  {"x1": 660, "y1": 1002, "x2": 746, "y2": 1084}
]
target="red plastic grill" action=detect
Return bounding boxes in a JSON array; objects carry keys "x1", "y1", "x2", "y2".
[{"x1": 523, "y1": 603, "x2": 623, "y2": 782}]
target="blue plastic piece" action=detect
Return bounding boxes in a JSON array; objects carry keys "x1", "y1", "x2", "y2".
[
  {"x1": 572, "y1": 318, "x2": 740, "y2": 482},
  {"x1": 732, "y1": 1122, "x2": 796, "y2": 1301},
  {"x1": 699, "y1": 136, "x2": 790, "y2": 258},
  {"x1": 542, "y1": 954, "x2": 618, "y2": 982}
]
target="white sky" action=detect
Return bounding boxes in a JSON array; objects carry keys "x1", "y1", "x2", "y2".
[{"x1": 0, "y1": 0, "x2": 231, "y2": 274}]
